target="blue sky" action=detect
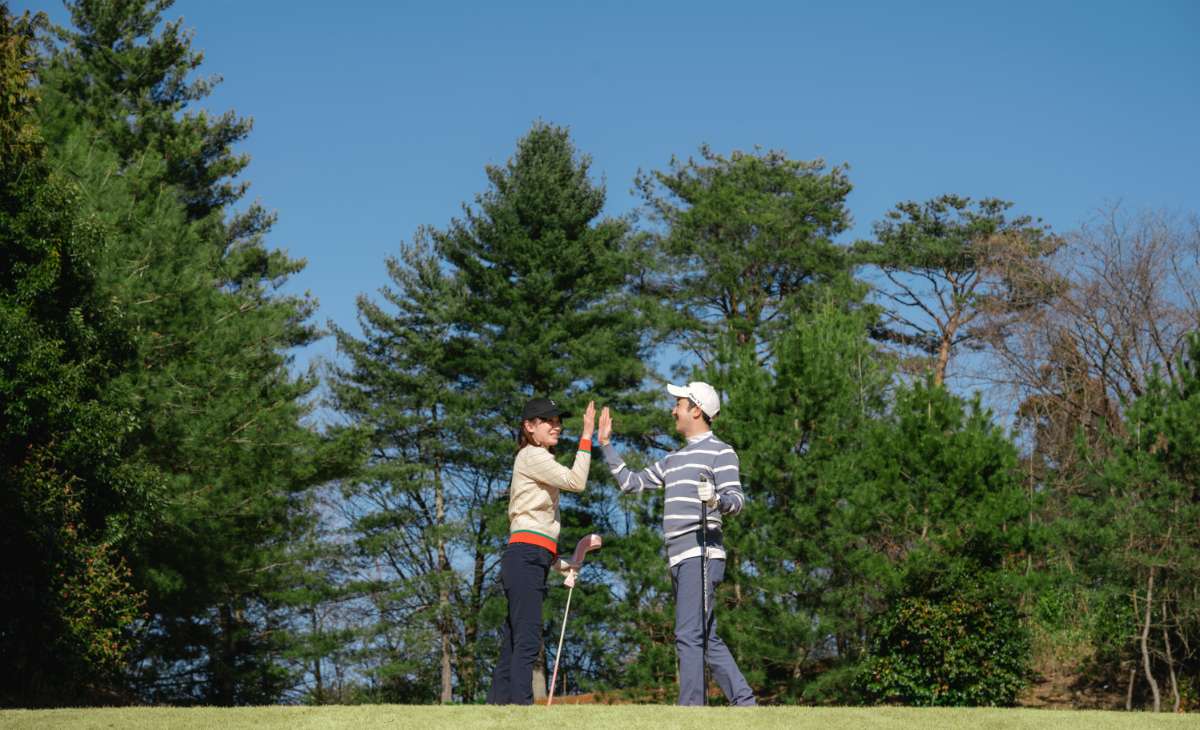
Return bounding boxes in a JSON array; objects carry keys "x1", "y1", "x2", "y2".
[{"x1": 19, "y1": 1, "x2": 1200, "y2": 379}]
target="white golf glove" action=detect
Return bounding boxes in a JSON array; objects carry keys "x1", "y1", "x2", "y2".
[
  {"x1": 697, "y1": 479, "x2": 720, "y2": 509},
  {"x1": 554, "y1": 558, "x2": 580, "y2": 588}
]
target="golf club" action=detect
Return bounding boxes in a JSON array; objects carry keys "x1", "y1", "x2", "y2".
[
  {"x1": 699, "y1": 474, "x2": 711, "y2": 706},
  {"x1": 546, "y1": 533, "x2": 603, "y2": 706}
]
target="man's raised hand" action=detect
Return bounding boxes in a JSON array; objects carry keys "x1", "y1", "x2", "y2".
[{"x1": 598, "y1": 406, "x2": 612, "y2": 446}]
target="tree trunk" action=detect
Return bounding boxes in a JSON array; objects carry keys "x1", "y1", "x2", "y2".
[
  {"x1": 1162, "y1": 600, "x2": 1180, "y2": 713},
  {"x1": 1140, "y1": 570, "x2": 1160, "y2": 712},
  {"x1": 439, "y1": 616, "x2": 453, "y2": 704},
  {"x1": 215, "y1": 603, "x2": 236, "y2": 705},
  {"x1": 460, "y1": 514, "x2": 489, "y2": 701},
  {"x1": 310, "y1": 609, "x2": 324, "y2": 704},
  {"x1": 532, "y1": 643, "x2": 547, "y2": 702},
  {"x1": 934, "y1": 335, "x2": 952, "y2": 386},
  {"x1": 1126, "y1": 665, "x2": 1135, "y2": 711},
  {"x1": 435, "y1": 465, "x2": 452, "y2": 704}
]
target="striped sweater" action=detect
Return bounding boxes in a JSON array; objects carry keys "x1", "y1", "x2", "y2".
[{"x1": 600, "y1": 432, "x2": 745, "y2": 567}]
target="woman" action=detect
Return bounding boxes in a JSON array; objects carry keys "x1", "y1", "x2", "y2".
[{"x1": 487, "y1": 396, "x2": 594, "y2": 705}]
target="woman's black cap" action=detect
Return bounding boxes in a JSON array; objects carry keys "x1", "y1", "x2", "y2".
[{"x1": 522, "y1": 397, "x2": 568, "y2": 420}]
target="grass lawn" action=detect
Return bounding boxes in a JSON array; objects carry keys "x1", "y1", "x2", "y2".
[{"x1": 1, "y1": 705, "x2": 1196, "y2": 730}]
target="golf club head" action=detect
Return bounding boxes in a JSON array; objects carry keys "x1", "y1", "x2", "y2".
[
  {"x1": 570, "y1": 533, "x2": 602, "y2": 567},
  {"x1": 560, "y1": 534, "x2": 601, "y2": 588}
]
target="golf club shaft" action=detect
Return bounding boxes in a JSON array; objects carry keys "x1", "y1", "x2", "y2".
[
  {"x1": 546, "y1": 584, "x2": 574, "y2": 706},
  {"x1": 701, "y1": 501, "x2": 709, "y2": 706}
]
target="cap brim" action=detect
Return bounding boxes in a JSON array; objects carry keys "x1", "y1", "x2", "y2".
[
  {"x1": 666, "y1": 384, "x2": 690, "y2": 399},
  {"x1": 525, "y1": 410, "x2": 570, "y2": 421}
]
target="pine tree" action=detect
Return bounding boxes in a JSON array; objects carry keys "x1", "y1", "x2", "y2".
[
  {"x1": 0, "y1": 7, "x2": 159, "y2": 705},
  {"x1": 850, "y1": 383, "x2": 1033, "y2": 706},
  {"x1": 854, "y1": 195, "x2": 1064, "y2": 385},
  {"x1": 38, "y1": 0, "x2": 255, "y2": 223},
  {"x1": 636, "y1": 146, "x2": 853, "y2": 361},
  {"x1": 714, "y1": 287, "x2": 892, "y2": 700},
  {"x1": 328, "y1": 236, "x2": 484, "y2": 702},
  {"x1": 329, "y1": 123, "x2": 658, "y2": 702},
  {"x1": 433, "y1": 122, "x2": 659, "y2": 700},
  {"x1": 712, "y1": 285, "x2": 1032, "y2": 702},
  {"x1": 34, "y1": 0, "x2": 350, "y2": 703}
]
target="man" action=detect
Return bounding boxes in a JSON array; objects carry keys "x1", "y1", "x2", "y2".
[{"x1": 597, "y1": 382, "x2": 756, "y2": 706}]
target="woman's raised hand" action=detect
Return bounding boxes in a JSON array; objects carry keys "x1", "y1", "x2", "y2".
[
  {"x1": 581, "y1": 400, "x2": 596, "y2": 441},
  {"x1": 598, "y1": 406, "x2": 612, "y2": 446}
]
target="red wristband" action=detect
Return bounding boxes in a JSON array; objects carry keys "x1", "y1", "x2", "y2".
[{"x1": 579, "y1": 438, "x2": 592, "y2": 452}]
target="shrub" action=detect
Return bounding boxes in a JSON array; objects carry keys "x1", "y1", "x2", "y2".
[{"x1": 857, "y1": 569, "x2": 1030, "y2": 706}]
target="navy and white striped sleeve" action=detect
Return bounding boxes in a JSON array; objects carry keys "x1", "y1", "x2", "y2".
[
  {"x1": 599, "y1": 443, "x2": 666, "y2": 494},
  {"x1": 712, "y1": 445, "x2": 745, "y2": 515}
]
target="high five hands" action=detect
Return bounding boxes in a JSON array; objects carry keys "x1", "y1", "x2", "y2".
[
  {"x1": 598, "y1": 406, "x2": 612, "y2": 446},
  {"x1": 582, "y1": 401, "x2": 595, "y2": 442}
]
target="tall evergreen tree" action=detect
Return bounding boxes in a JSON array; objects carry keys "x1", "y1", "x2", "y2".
[
  {"x1": 0, "y1": 7, "x2": 159, "y2": 705},
  {"x1": 714, "y1": 288, "x2": 891, "y2": 700},
  {"x1": 329, "y1": 122, "x2": 658, "y2": 702},
  {"x1": 33, "y1": 0, "x2": 350, "y2": 703},
  {"x1": 433, "y1": 122, "x2": 660, "y2": 700},
  {"x1": 38, "y1": 0, "x2": 255, "y2": 223},
  {"x1": 623, "y1": 147, "x2": 863, "y2": 701},
  {"x1": 328, "y1": 236, "x2": 485, "y2": 702},
  {"x1": 636, "y1": 146, "x2": 853, "y2": 362}
]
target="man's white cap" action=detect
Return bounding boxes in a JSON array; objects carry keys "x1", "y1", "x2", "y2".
[{"x1": 666, "y1": 381, "x2": 720, "y2": 418}]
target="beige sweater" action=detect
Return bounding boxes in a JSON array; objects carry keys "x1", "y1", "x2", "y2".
[{"x1": 508, "y1": 444, "x2": 591, "y2": 545}]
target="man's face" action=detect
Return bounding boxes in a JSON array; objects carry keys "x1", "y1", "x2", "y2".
[{"x1": 671, "y1": 397, "x2": 700, "y2": 434}]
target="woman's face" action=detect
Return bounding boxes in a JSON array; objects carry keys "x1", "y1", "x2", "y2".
[{"x1": 526, "y1": 416, "x2": 563, "y2": 448}]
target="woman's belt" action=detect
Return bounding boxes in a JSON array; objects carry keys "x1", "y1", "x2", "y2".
[{"x1": 509, "y1": 530, "x2": 557, "y2": 554}]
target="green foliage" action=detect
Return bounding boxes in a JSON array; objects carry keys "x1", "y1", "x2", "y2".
[
  {"x1": 328, "y1": 122, "x2": 658, "y2": 702},
  {"x1": 38, "y1": 0, "x2": 253, "y2": 221},
  {"x1": 8, "y1": 3, "x2": 1170, "y2": 709},
  {"x1": 842, "y1": 384, "x2": 1032, "y2": 706},
  {"x1": 712, "y1": 291, "x2": 1034, "y2": 704},
  {"x1": 854, "y1": 194, "x2": 1063, "y2": 383},
  {"x1": 25, "y1": 0, "x2": 351, "y2": 705},
  {"x1": 858, "y1": 558, "x2": 1030, "y2": 707},
  {"x1": 637, "y1": 146, "x2": 853, "y2": 359},
  {"x1": 0, "y1": 6, "x2": 158, "y2": 705},
  {"x1": 1064, "y1": 334, "x2": 1200, "y2": 709},
  {"x1": 714, "y1": 287, "x2": 891, "y2": 699}
]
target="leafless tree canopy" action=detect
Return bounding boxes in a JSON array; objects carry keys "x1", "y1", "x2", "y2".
[{"x1": 987, "y1": 206, "x2": 1200, "y2": 474}]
